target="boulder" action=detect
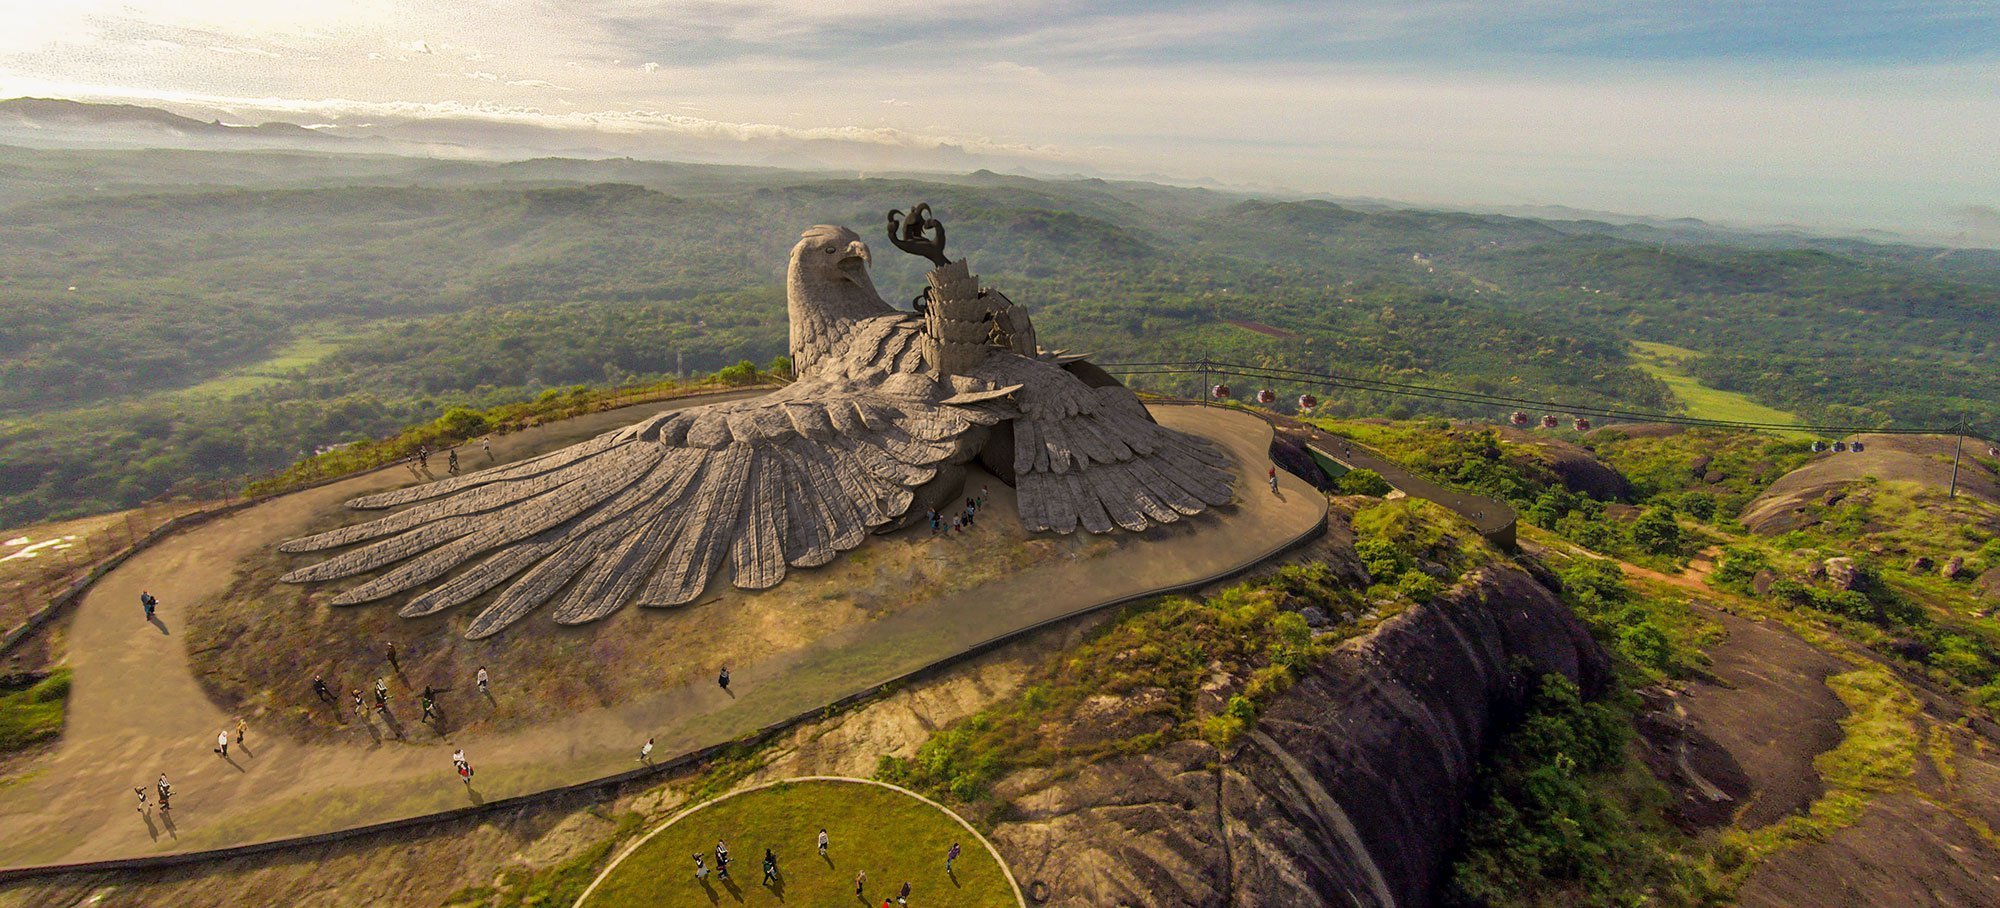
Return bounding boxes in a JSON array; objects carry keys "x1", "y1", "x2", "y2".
[
  {"x1": 1944, "y1": 556, "x2": 1967, "y2": 581},
  {"x1": 1911, "y1": 555, "x2": 1935, "y2": 574},
  {"x1": 1824, "y1": 557, "x2": 1862, "y2": 591},
  {"x1": 1299, "y1": 606, "x2": 1333, "y2": 629},
  {"x1": 1752, "y1": 569, "x2": 1778, "y2": 597},
  {"x1": 992, "y1": 566, "x2": 1609, "y2": 907}
]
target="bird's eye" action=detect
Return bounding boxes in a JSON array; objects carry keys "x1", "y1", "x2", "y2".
[{"x1": 823, "y1": 245, "x2": 837, "y2": 254}]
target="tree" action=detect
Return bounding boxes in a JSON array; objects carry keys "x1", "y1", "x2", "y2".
[{"x1": 1627, "y1": 508, "x2": 1684, "y2": 556}]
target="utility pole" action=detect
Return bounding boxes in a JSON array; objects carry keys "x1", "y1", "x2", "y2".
[{"x1": 1949, "y1": 420, "x2": 1965, "y2": 499}]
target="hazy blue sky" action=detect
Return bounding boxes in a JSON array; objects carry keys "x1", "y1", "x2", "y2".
[{"x1": 1, "y1": 1, "x2": 1994, "y2": 236}]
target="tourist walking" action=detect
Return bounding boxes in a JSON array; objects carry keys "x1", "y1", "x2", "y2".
[
  {"x1": 476, "y1": 665, "x2": 490, "y2": 695},
  {"x1": 817, "y1": 828, "x2": 829, "y2": 857},
  {"x1": 715, "y1": 840, "x2": 730, "y2": 879},
  {"x1": 139, "y1": 591, "x2": 157, "y2": 622},
  {"x1": 134, "y1": 787, "x2": 148, "y2": 813},
  {"x1": 482, "y1": 439, "x2": 492, "y2": 461},
  {"x1": 693, "y1": 853, "x2": 707, "y2": 881},
  {"x1": 855, "y1": 870, "x2": 866, "y2": 897},
  {"x1": 763, "y1": 848, "x2": 778, "y2": 885},
  {"x1": 717, "y1": 666, "x2": 730, "y2": 692},
  {"x1": 214, "y1": 729, "x2": 229, "y2": 756},
  {"x1": 235, "y1": 717, "x2": 247, "y2": 749},
  {"x1": 452, "y1": 749, "x2": 472, "y2": 783},
  {"x1": 447, "y1": 450, "x2": 460, "y2": 475},
  {"x1": 947, "y1": 841, "x2": 962, "y2": 873},
  {"x1": 898, "y1": 880, "x2": 912, "y2": 904},
  {"x1": 421, "y1": 686, "x2": 438, "y2": 723},
  {"x1": 640, "y1": 737, "x2": 654, "y2": 763},
  {"x1": 385, "y1": 642, "x2": 398, "y2": 671},
  {"x1": 156, "y1": 774, "x2": 172, "y2": 811},
  {"x1": 1268, "y1": 466, "x2": 1278, "y2": 493},
  {"x1": 312, "y1": 675, "x2": 333, "y2": 703},
  {"x1": 352, "y1": 688, "x2": 365, "y2": 717}
]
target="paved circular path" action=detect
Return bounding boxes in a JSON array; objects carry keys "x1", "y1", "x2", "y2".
[
  {"x1": 0, "y1": 400, "x2": 1323, "y2": 868},
  {"x1": 574, "y1": 776, "x2": 1023, "y2": 908}
]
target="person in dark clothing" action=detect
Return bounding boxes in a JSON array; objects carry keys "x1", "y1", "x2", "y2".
[
  {"x1": 447, "y1": 450, "x2": 460, "y2": 475},
  {"x1": 763, "y1": 848, "x2": 778, "y2": 885},
  {"x1": 312, "y1": 675, "x2": 333, "y2": 703},
  {"x1": 420, "y1": 686, "x2": 438, "y2": 723},
  {"x1": 717, "y1": 667, "x2": 730, "y2": 692}
]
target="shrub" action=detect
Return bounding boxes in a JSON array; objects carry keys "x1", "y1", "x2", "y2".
[
  {"x1": 1333, "y1": 468, "x2": 1393, "y2": 497},
  {"x1": 1628, "y1": 507, "x2": 1686, "y2": 556},
  {"x1": 1711, "y1": 545, "x2": 1768, "y2": 591},
  {"x1": 715, "y1": 359, "x2": 759, "y2": 385}
]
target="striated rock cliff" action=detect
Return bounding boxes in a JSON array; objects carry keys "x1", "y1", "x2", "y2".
[{"x1": 993, "y1": 565, "x2": 1609, "y2": 907}]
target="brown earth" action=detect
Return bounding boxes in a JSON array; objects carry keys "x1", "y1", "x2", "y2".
[
  {"x1": 1740, "y1": 433, "x2": 2000, "y2": 535},
  {"x1": 0, "y1": 602, "x2": 1101, "y2": 908}
]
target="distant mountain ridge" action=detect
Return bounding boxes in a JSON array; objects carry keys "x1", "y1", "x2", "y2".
[{"x1": 0, "y1": 97, "x2": 348, "y2": 145}]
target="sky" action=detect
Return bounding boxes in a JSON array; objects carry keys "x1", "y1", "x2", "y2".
[{"x1": 0, "y1": 0, "x2": 1995, "y2": 239}]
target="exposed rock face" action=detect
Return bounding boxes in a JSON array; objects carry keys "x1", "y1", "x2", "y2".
[
  {"x1": 1943, "y1": 556, "x2": 1967, "y2": 581},
  {"x1": 1824, "y1": 557, "x2": 1862, "y2": 591},
  {"x1": 992, "y1": 565, "x2": 1609, "y2": 906}
]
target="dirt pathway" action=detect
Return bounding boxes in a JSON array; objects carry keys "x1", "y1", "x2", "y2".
[{"x1": 0, "y1": 402, "x2": 1323, "y2": 868}]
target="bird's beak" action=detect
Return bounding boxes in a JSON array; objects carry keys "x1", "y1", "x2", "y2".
[{"x1": 836, "y1": 240, "x2": 871, "y2": 284}]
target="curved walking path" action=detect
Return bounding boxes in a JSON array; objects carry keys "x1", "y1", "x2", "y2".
[
  {"x1": 0, "y1": 400, "x2": 1323, "y2": 871},
  {"x1": 1261, "y1": 408, "x2": 1518, "y2": 547},
  {"x1": 573, "y1": 776, "x2": 1023, "y2": 907}
]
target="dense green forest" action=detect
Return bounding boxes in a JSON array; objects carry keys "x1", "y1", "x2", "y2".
[{"x1": 1, "y1": 146, "x2": 1996, "y2": 526}]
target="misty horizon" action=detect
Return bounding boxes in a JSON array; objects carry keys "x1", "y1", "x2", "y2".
[{"x1": 0, "y1": 1, "x2": 1993, "y2": 246}]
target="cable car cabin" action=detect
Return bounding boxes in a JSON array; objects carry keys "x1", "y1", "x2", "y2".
[
  {"x1": 1572, "y1": 417, "x2": 1592, "y2": 432},
  {"x1": 1832, "y1": 441, "x2": 1848, "y2": 452},
  {"x1": 1211, "y1": 384, "x2": 1231, "y2": 400},
  {"x1": 1540, "y1": 415, "x2": 1560, "y2": 429},
  {"x1": 1510, "y1": 411, "x2": 1530, "y2": 426},
  {"x1": 1849, "y1": 441, "x2": 1864, "y2": 452},
  {"x1": 1811, "y1": 441, "x2": 1826, "y2": 453},
  {"x1": 1256, "y1": 388, "x2": 1276, "y2": 405},
  {"x1": 1297, "y1": 394, "x2": 1318, "y2": 411}
]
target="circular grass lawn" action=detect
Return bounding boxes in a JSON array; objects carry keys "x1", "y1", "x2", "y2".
[{"x1": 580, "y1": 778, "x2": 1020, "y2": 908}]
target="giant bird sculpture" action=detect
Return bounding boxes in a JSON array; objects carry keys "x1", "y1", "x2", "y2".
[{"x1": 280, "y1": 206, "x2": 1234, "y2": 638}]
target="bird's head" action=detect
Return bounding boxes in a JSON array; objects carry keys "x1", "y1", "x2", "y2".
[{"x1": 791, "y1": 224, "x2": 875, "y2": 291}]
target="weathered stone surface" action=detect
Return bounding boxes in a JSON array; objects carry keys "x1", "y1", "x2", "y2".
[
  {"x1": 1943, "y1": 555, "x2": 1967, "y2": 581},
  {"x1": 282, "y1": 217, "x2": 1236, "y2": 638},
  {"x1": 1824, "y1": 556, "x2": 1862, "y2": 591},
  {"x1": 992, "y1": 566, "x2": 1610, "y2": 906}
]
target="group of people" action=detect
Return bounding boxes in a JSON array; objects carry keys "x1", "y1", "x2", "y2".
[
  {"x1": 694, "y1": 830, "x2": 964, "y2": 903},
  {"x1": 926, "y1": 485, "x2": 991, "y2": 536},
  {"x1": 407, "y1": 438, "x2": 495, "y2": 479}
]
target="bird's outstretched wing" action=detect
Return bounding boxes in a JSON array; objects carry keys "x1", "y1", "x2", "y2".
[
  {"x1": 974, "y1": 354, "x2": 1236, "y2": 534},
  {"x1": 280, "y1": 369, "x2": 989, "y2": 638}
]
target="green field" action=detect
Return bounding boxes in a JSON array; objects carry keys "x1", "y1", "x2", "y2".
[
  {"x1": 582, "y1": 779, "x2": 1017, "y2": 908},
  {"x1": 1631, "y1": 341, "x2": 1804, "y2": 430}
]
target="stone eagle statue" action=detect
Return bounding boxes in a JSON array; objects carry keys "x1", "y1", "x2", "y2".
[{"x1": 280, "y1": 205, "x2": 1233, "y2": 638}]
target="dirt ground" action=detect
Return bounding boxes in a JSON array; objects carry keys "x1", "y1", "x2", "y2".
[{"x1": 0, "y1": 581, "x2": 1117, "y2": 908}]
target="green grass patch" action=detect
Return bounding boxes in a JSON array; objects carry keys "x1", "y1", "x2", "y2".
[
  {"x1": 0, "y1": 668, "x2": 71, "y2": 753},
  {"x1": 1630, "y1": 342, "x2": 1804, "y2": 432},
  {"x1": 582, "y1": 780, "x2": 1014, "y2": 908}
]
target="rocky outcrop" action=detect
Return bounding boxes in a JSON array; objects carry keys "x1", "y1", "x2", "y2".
[{"x1": 992, "y1": 565, "x2": 1609, "y2": 906}]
